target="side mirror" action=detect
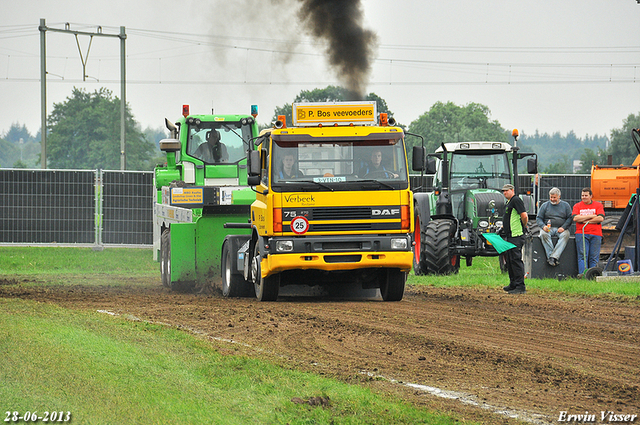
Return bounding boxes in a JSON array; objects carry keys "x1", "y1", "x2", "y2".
[
  {"x1": 248, "y1": 150, "x2": 261, "y2": 176},
  {"x1": 425, "y1": 157, "x2": 437, "y2": 174},
  {"x1": 527, "y1": 158, "x2": 538, "y2": 174},
  {"x1": 412, "y1": 146, "x2": 425, "y2": 171},
  {"x1": 247, "y1": 175, "x2": 261, "y2": 186}
]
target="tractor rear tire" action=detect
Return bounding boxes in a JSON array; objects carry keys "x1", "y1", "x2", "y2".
[
  {"x1": 161, "y1": 228, "x2": 195, "y2": 293},
  {"x1": 527, "y1": 221, "x2": 540, "y2": 237},
  {"x1": 424, "y1": 219, "x2": 460, "y2": 275}
]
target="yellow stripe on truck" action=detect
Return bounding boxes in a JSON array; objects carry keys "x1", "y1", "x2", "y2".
[{"x1": 261, "y1": 251, "x2": 413, "y2": 277}]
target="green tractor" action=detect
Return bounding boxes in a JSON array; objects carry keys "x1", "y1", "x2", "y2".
[
  {"x1": 411, "y1": 131, "x2": 537, "y2": 275},
  {"x1": 153, "y1": 105, "x2": 260, "y2": 293}
]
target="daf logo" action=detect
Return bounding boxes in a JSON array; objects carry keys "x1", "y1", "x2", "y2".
[{"x1": 372, "y1": 208, "x2": 400, "y2": 217}]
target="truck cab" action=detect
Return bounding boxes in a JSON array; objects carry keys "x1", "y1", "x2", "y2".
[{"x1": 223, "y1": 102, "x2": 414, "y2": 301}]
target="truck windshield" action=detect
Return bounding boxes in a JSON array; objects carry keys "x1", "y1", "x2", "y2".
[
  {"x1": 271, "y1": 139, "x2": 408, "y2": 191},
  {"x1": 449, "y1": 152, "x2": 511, "y2": 191},
  {"x1": 187, "y1": 121, "x2": 253, "y2": 164}
]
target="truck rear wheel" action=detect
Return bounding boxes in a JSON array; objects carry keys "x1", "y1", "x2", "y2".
[
  {"x1": 251, "y1": 243, "x2": 280, "y2": 301},
  {"x1": 222, "y1": 240, "x2": 254, "y2": 298},
  {"x1": 160, "y1": 228, "x2": 170, "y2": 288},
  {"x1": 380, "y1": 269, "x2": 406, "y2": 301},
  {"x1": 424, "y1": 219, "x2": 460, "y2": 275}
]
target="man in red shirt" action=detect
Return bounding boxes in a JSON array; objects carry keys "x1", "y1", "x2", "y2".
[{"x1": 572, "y1": 187, "x2": 605, "y2": 275}]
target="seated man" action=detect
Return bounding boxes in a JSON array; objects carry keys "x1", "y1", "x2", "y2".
[
  {"x1": 358, "y1": 148, "x2": 398, "y2": 178},
  {"x1": 536, "y1": 187, "x2": 573, "y2": 266},
  {"x1": 193, "y1": 129, "x2": 228, "y2": 163},
  {"x1": 276, "y1": 153, "x2": 303, "y2": 180}
]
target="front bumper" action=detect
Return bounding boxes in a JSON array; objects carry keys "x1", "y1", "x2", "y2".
[{"x1": 261, "y1": 234, "x2": 413, "y2": 277}]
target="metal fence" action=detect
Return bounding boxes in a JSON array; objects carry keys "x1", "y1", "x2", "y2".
[
  {"x1": 528, "y1": 174, "x2": 591, "y2": 210},
  {"x1": 0, "y1": 169, "x2": 153, "y2": 247},
  {"x1": 1, "y1": 169, "x2": 589, "y2": 247},
  {"x1": 412, "y1": 173, "x2": 591, "y2": 210}
]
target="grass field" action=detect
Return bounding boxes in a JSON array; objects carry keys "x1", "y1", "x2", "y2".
[
  {"x1": 0, "y1": 247, "x2": 473, "y2": 425},
  {"x1": 2, "y1": 299, "x2": 463, "y2": 425}
]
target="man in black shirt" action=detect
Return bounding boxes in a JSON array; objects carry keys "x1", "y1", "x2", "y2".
[{"x1": 501, "y1": 184, "x2": 528, "y2": 294}]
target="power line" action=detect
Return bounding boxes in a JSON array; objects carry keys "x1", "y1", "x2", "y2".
[
  {"x1": 1, "y1": 77, "x2": 636, "y2": 86},
  {"x1": 1, "y1": 24, "x2": 638, "y2": 85}
]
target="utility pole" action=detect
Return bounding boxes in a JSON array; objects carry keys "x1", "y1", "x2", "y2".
[
  {"x1": 39, "y1": 19, "x2": 46, "y2": 169},
  {"x1": 39, "y1": 19, "x2": 127, "y2": 169}
]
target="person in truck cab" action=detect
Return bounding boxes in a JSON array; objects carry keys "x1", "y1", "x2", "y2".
[
  {"x1": 277, "y1": 153, "x2": 303, "y2": 180},
  {"x1": 194, "y1": 129, "x2": 228, "y2": 163},
  {"x1": 359, "y1": 148, "x2": 398, "y2": 178}
]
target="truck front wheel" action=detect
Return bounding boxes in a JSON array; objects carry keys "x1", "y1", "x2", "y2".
[
  {"x1": 424, "y1": 219, "x2": 460, "y2": 275},
  {"x1": 380, "y1": 269, "x2": 406, "y2": 301},
  {"x1": 251, "y1": 243, "x2": 280, "y2": 301}
]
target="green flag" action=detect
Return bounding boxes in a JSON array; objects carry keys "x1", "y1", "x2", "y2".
[{"x1": 483, "y1": 233, "x2": 517, "y2": 254}]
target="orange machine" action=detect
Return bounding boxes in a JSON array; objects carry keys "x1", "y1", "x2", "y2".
[
  {"x1": 591, "y1": 128, "x2": 640, "y2": 211},
  {"x1": 590, "y1": 128, "x2": 640, "y2": 255}
]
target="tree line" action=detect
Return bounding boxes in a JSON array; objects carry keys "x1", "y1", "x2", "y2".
[{"x1": 1, "y1": 85, "x2": 638, "y2": 172}]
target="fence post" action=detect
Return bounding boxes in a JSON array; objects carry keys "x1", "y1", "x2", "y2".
[{"x1": 93, "y1": 169, "x2": 104, "y2": 251}]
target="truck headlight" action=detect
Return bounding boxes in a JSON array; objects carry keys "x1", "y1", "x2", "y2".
[
  {"x1": 390, "y1": 238, "x2": 408, "y2": 250},
  {"x1": 478, "y1": 220, "x2": 489, "y2": 228},
  {"x1": 275, "y1": 240, "x2": 294, "y2": 252}
]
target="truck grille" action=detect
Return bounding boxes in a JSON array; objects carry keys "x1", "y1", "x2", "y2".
[
  {"x1": 310, "y1": 207, "x2": 371, "y2": 220},
  {"x1": 281, "y1": 205, "x2": 402, "y2": 233},
  {"x1": 313, "y1": 223, "x2": 372, "y2": 231}
]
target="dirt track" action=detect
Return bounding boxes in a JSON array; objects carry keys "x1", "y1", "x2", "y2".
[{"x1": 2, "y1": 276, "x2": 639, "y2": 425}]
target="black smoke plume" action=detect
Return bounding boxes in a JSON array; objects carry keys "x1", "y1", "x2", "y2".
[{"x1": 297, "y1": 0, "x2": 378, "y2": 99}]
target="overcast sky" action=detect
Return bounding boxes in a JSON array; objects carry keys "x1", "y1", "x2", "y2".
[{"x1": 1, "y1": 0, "x2": 639, "y2": 141}]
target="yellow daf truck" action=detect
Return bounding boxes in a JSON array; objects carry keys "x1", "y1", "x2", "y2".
[{"x1": 222, "y1": 101, "x2": 414, "y2": 301}]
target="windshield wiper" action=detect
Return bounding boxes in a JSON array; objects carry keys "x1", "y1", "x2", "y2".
[
  {"x1": 358, "y1": 179, "x2": 395, "y2": 190},
  {"x1": 222, "y1": 124, "x2": 249, "y2": 146},
  {"x1": 295, "y1": 181, "x2": 335, "y2": 192}
]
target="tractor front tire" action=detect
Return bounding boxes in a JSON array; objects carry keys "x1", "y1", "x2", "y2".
[{"x1": 424, "y1": 219, "x2": 460, "y2": 275}]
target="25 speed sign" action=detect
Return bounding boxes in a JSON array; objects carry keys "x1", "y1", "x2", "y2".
[{"x1": 290, "y1": 216, "x2": 309, "y2": 235}]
